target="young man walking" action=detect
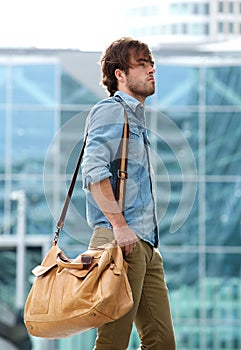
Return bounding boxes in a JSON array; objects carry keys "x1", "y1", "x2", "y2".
[{"x1": 82, "y1": 37, "x2": 176, "y2": 350}]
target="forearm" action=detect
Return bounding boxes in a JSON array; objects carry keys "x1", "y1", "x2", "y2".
[
  {"x1": 89, "y1": 178, "x2": 127, "y2": 228},
  {"x1": 89, "y1": 177, "x2": 138, "y2": 254}
]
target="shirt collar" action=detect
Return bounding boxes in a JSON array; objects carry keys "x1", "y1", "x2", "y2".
[
  {"x1": 114, "y1": 91, "x2": 144, "y2": 114},
  {"x1": 114, "y1": 91, "x2": 146, "y2": 127}
]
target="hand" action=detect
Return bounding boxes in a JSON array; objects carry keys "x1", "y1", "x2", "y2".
[{"x1": 113, "y1": 226, "x2": 138, "y2": 256}]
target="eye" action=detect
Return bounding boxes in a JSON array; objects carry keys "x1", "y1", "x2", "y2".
[{"x1": 138, "y1": 61, "x2": 147, "y2": 68}]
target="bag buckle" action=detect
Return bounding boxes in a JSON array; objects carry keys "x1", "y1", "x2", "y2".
[
  {"x1": 117, "y1": 169, "x2": 128, "y2": 179},
  {"x1": 81, "y1": 256, "x2": 93, "y2": 269}
]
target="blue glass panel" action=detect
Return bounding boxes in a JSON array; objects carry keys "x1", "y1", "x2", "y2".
[
  {"x1": 0, "y1": 250, "x2": 16, "y2": 308},
  {"x1": 206, "y1": 324, "x2": 241, "y2": 350},
  {"x1": 174, "y1": 323, "x2": 202, "y2": 349},
  {"x1": 158, "y1": 181, "x2": 199, "y2": 243},
  {"x1": 11, "y1": 179, "x2": 53, "y2": 235},
  {"x1": 0, "y1": 110, "x2": 5, "y2": 173},
  {"x1": 12, "y1": 64, "x2": 57, "y2": 105},
  {"x1": 206, "y1": 253, "x2": 241, "y2": 278},
  {"x1": 55, "y1": 180, "x2": 90, "y2": 248},
  {"x1": 60, "y1": 110, "x2": 88, "y2": 174},
  {"x1": 156, "y1": 111, "x2": 199, "y2": 172},
  {"x1": 148, "y1": 65, "x2": 199, "y2": 107},
  {"x1": 0, "y1": 66, "x2": 7, "y2": 103},
  {"x1": 206, "y1": 182, "x2": 241, "y2": 246},
  {"x1": 61, "y1": 110, "x2": 89, "y2": 127},
  {"x1": 58, "y1": 329, "x2": 96, "y2": 350},
  {"x1": 162, "y1": 252, "x2": 199, "y2": 289},
  {"x1": 12, "y1": 110, "x2": 55, "y2": 173},
  {"x1": 61, "y1": 69, "x2": 99, "y2": 105},
  {"x1": 205, "y1": 277, "x2": 240, "y2": 321},
  {"x1": 206, "y1": 66, "x2": 241, "y2": 105},
  {"x1": 206, "y1": 113, "x2": 241, "y2": 175},
  {"x1": 0, "y1": 180, "x2": 4, "y2": 233},
  {"x1": 26, "y1": 247, "x2": 42, "y2": 295},
  {"x1": 174, "y1": 323, "x2": 241, "y2": 349}
]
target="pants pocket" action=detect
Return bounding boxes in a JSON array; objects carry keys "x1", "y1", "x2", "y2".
[{"x1": 88, "y1": 227, "x2": 114, "y2": 249}]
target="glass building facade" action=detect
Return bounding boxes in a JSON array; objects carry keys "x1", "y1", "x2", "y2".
[
  {"x1": 125, "y1": 0, "x2": 241, "y2": 45},
  {"x1": 0, "y1": 47, "x2": 241, "y2": 350}
]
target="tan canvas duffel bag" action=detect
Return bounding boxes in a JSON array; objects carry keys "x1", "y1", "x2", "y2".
[{"x1": 24, "y1": 241, "x2": 133, "y2": 338}]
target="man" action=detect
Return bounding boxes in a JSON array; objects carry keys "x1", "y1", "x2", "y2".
[{"x1": 82, "y1": 37, "x2": 175, "y2": 350}]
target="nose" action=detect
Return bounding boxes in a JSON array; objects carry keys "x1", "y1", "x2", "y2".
[{"x1": 148, "y1": 65, "x2": 155, "y2": 74}]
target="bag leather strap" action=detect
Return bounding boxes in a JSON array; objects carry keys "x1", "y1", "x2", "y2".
[
  {"x1": 115, "y1": 108, "x2": 129, "y2": 212},
  {"x1": 53, "y1": 107, "x2": 129, "y2": 244}
]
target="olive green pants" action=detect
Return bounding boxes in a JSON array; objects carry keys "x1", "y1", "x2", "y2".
[{"x1": 89, "y1": 228, "x2": 176, "y2": 350}]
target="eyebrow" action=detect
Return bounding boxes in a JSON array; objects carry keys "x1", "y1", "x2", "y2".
[{"x1": 136, "y1": 57, "x2": 155, "y2": 66}]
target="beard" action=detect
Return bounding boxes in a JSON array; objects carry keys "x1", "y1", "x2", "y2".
[{"x1": 126, "y1": 76, "x2": 155, "y2": 100}]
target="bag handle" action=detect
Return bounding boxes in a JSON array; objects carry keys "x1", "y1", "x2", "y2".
[
  {"x1": 56, "y1": 253, "x2": 93, "y2": 270},
  {"x1": 53, "y1": 106, "x2": 129, "y2": 245}
]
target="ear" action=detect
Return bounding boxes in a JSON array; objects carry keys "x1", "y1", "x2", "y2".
[{"x1": 115, "y1": 69, "x2": 126, "y2": 83}]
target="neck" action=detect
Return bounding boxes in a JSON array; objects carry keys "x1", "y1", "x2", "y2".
[{"x1": 119, "y1": 88, "x2": 146, "y2": 104}]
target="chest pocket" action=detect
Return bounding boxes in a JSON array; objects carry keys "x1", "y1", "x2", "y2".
[{"x1": 128, "y1": 125, "x2": 145, "y2": 161}]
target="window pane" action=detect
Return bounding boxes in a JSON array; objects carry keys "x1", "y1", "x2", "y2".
[
  {"x1": 60, "y1": 110, "x2": 88, "y2": 174},
  {"x1": 26, "y1": 247, "x2": 42, "y2": 295},
  {"x1": 219, "y1": 22, "x2": 224, "y2": 33},
  {"x1": 164, "y1": 252, "x2": 200, "y2": 348},
  {"x1": 0, "y1": 66, "x2": 7, "y2": 103},
  {"x1": 163, "y1": 252, "x2": 199, "y2": 289},
  {"x1": 206, "y1": 325, "x2": 241, "y2": 349},
  {"x1": 0, "y1": 110, "x2": 5, "y2": 173},
  {"x1": 151, "y1": 66, "x2": 199, "y2": 107},
  {"x1": 58, "y1": 180, "x2": 90, "y2": 248},
  {"x1": 158, "y1": 183, "x2": 199, "y2": 244},
  {"x1": 206, "y1": 113, "x2": 241, "y2": 175},
  {"x1": 12, "y1": 64, "x2": 57, "y2": 105},
  {"x1": 219, "y1": 2, "x2": 223, "y2": 13},
  {"x1": 11, "y1": 179, "x2": 53, "y2": 235},
  {"x1": 204, "y1": 23, "x2": 209, "y2": 35},
  {"x1": 206, "y1": 182, "x2": 241, "y2": 246},
  {"x1": 0, "y1": 180, "x2": 4, "y2": 232},
  {"x1": 12, "y1": 110, "x2": 55, "y2": 173},
  {"x1": 206, "y1": 66, "x2": 241, "y2": 105},
  {"x1": 174, "y1": 324, "x2": 201, "y2": 349},
  {"x1": 0, "y1": 250, "x2": 16, "y2": 308},
  {"x1": 146, "y1": 111, "x2": 198, "y2": 174},
  {"x1": 61, "y1": 69, "x2": 99, "y2": 105},
  {"x1": 204, "y1": 3, "x2": 210, "y2": 14},
  {"x1": 206, "y1": 253, "x2": 241, "y2": 278}
]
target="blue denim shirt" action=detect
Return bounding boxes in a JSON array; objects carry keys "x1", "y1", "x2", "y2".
[{"x1": 81, "y1": 91, "x2": 158, "y2": 247}]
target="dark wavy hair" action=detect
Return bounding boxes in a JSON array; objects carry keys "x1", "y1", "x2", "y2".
[{"x1": 100, "y1": 37, "x2": 153, "y2": 96}]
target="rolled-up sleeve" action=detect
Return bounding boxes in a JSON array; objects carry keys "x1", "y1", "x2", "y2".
[{"x1": 81, "y1": 99, "x2": 124, "y2": 190}]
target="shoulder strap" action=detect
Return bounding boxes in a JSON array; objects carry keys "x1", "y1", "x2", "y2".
[
  {"x1": 53, "y1": 134, "x2": 88, "y2": 244},
  {"x1": 115, "y1": 107, "x2": 129, "y2": 212},
  {"x1": 53, "y1": 107, "x2": 129, "y2": 245}
]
